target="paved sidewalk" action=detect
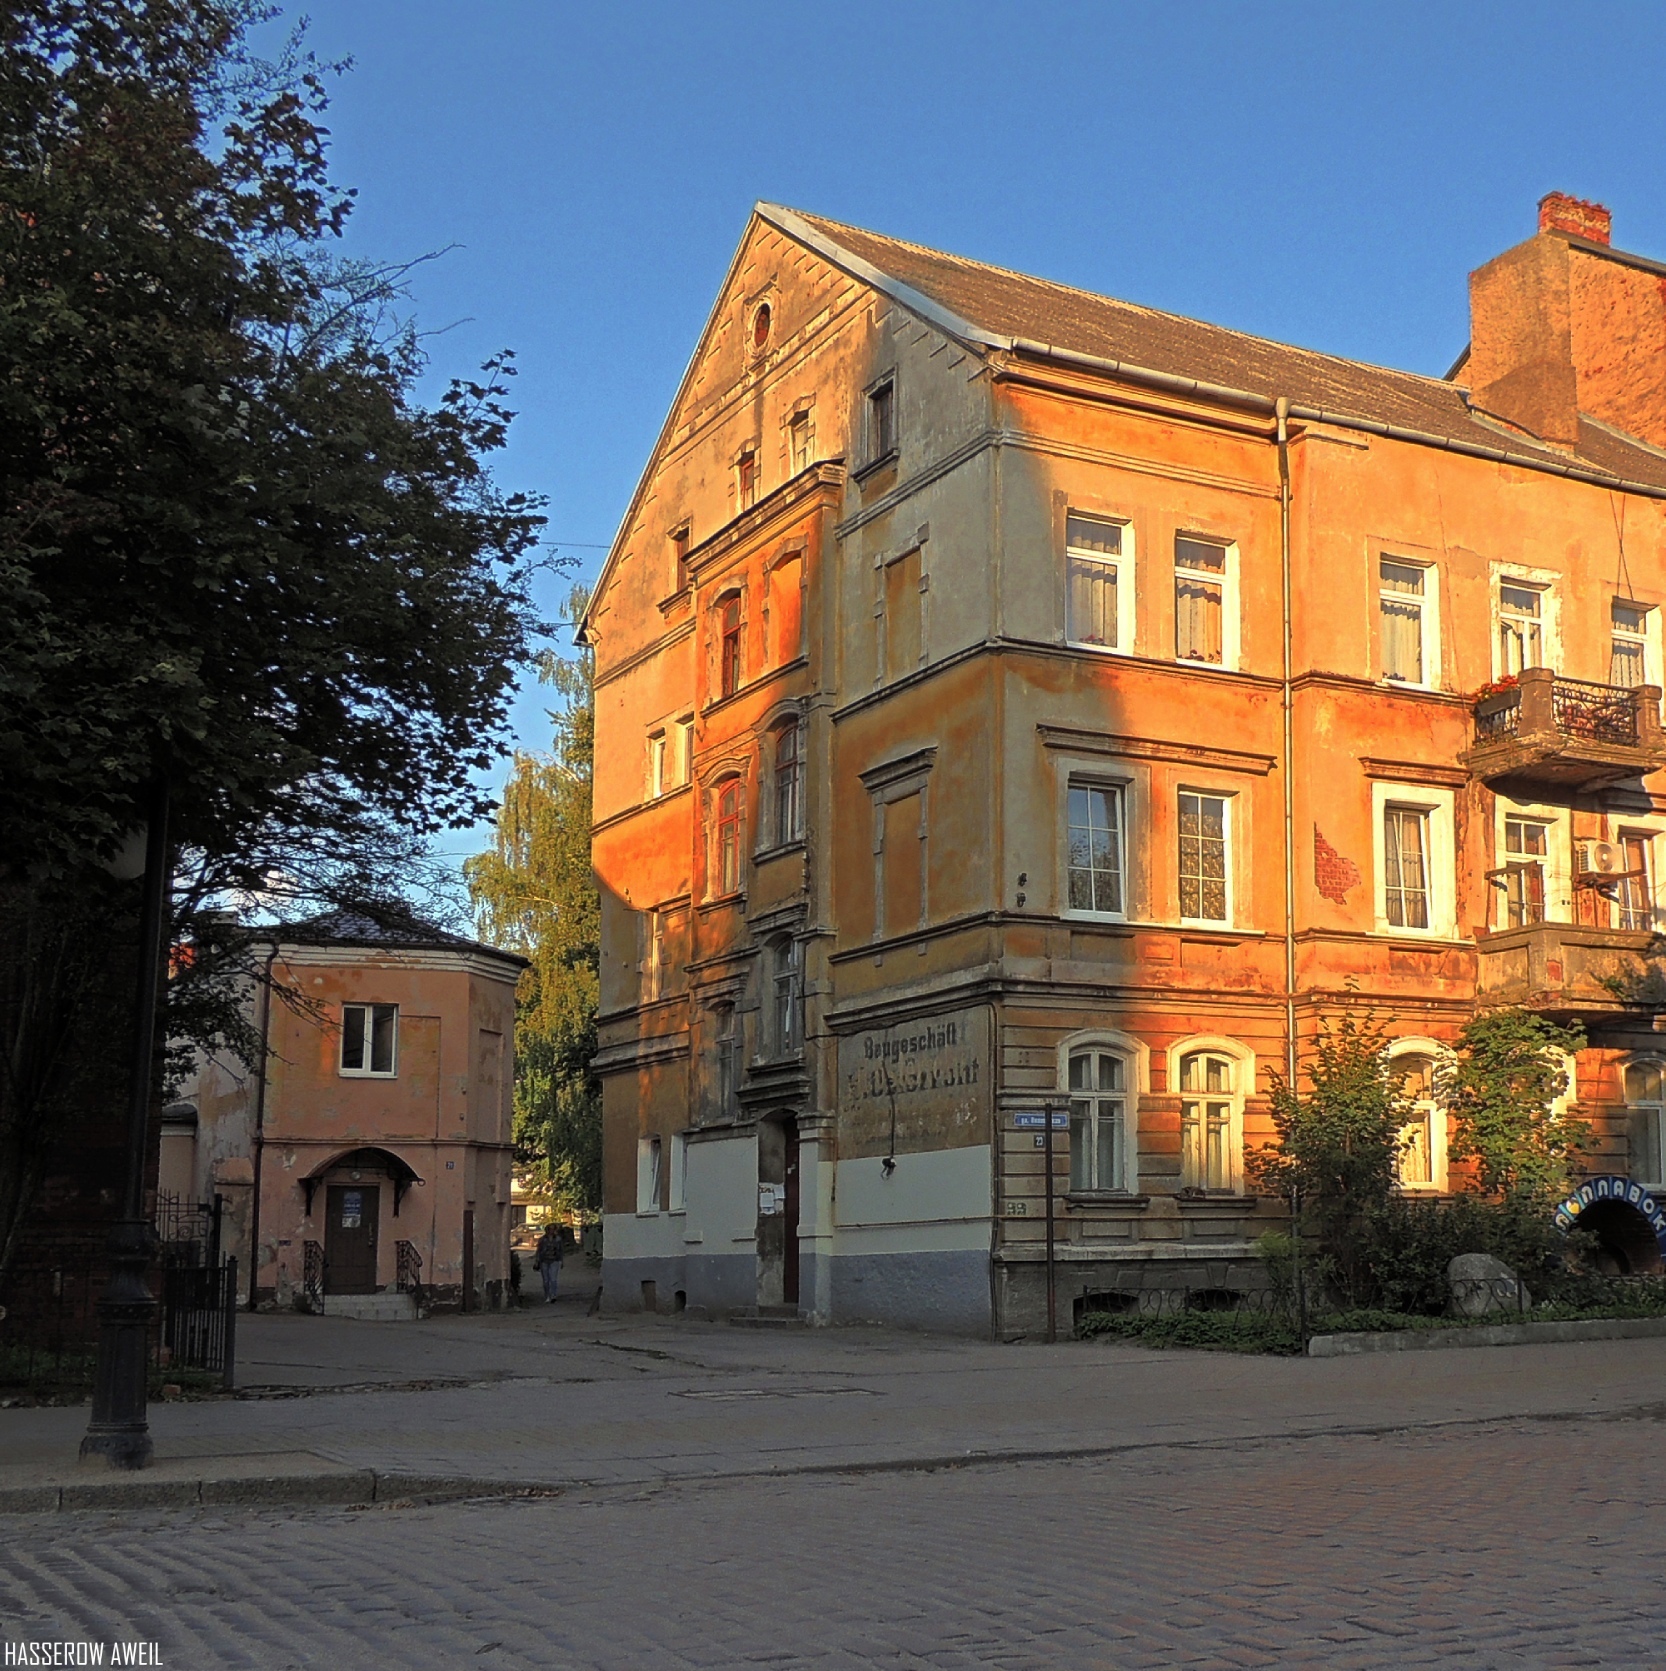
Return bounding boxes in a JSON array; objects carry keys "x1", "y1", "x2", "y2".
[
  {"x1": 7, "y1": 1303, "x2": 1666, "y2": 1505},
  {"x1": 3, "y1": 1415, "x2": 1664, "y2": 1668}
]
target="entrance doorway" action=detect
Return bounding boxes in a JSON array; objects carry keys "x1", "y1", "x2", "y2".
[
  {"x1": 1580, "y1": 1198, "x2": 1664, "y2": 1274},
  {"x1": 756, "y1": 1116, "x2": 800, "y2": 1310},
  {"x1": 325, "y1": 1183, "x2": 380, "y2": 1294},
  {"x1": 783, "y1": 1126, "x2": 801, "y2": 1306}
]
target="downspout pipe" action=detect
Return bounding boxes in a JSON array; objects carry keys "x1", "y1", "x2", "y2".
[
  {"x1": 1277, "y1": 397, "x2": 1297, "y2": 1094},
  {"x1": 245, "y1": 940, "x2": 280, "y2": 1311}
]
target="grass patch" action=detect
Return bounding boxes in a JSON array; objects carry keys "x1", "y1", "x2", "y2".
[{"x1": 0, "y1": 1345, "x2": 224, "y2": 1405}]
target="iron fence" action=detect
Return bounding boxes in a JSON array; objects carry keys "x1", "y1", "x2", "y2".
[
  {"x1": 395, "y1": 1240, "x2": 423, "y2": 1309},
  {"x1": 159, "y1": 1255, "x2": 238, "y2": 1387},
  {"x1": 1552, "y1": 675, "x2": 1639, "y2": 744},
  {"x1": 302, "y1": 1240, "x2": 325, "y2": 1313}
]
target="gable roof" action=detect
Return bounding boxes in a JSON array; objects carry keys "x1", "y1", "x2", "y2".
[{"x1": 758, "y1": 203, "x2": 1666, "y2": 497}]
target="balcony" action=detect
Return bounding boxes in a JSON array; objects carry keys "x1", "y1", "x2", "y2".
[
  {"x1": 1476, "y1": 919, "x2": 1660, "y2": 1019},
  {"x1": 1463, "y1": 669, "x2": 1666, "y2": 790}
]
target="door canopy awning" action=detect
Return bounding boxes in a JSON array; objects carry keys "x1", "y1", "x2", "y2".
[{"x1": 301, "y1": 1147, "x2": 425, "y2": 1217}]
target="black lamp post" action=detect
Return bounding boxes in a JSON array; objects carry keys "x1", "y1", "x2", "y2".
[{"x1": 80, "y1": 777, "x2": 171, "y2": 1470}]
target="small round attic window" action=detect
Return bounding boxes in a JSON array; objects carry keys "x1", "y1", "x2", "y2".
[{"x1": 752, "y1": 302, "x2": 772, "y2": 350}]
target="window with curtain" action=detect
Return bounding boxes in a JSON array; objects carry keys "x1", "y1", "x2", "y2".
[
  {"x1": 1380, "y1": 559, "x2": 1428, "y2": 684},
  {"x1": 1395, "y1": 1052, "x2": 1438, "y2": 1187},
  {"x1": 1175, "y1": 536, "x2": 1227, "y2": 664},
  {"x1": 1383, "y1": 805, "x2": 1431, "y2": 930},
  {"x1": 1066, "y1": 513, "x2": 1125, "y2": 649},
  {"x1": 1179, "y1": 1051, "x2": 1236, "y2": 1191},
  {"x1": 715, "y1": 781, "x2": 743, "y2": 895},
  {"x1": 1067, "y1": 783, "x2": 1125, "y2": 915},
  {"x1": 1612, "y1": 600, "x2": 1650, "y2": 688},
  {"x1": 1178, "y1": 792, "x2": 1228, "y2": 922},
  {"x1": 1503, "y1": 817, "x2": 1549, "y2": 928},
  {"x1": 1068, "y1": 1048, "x2": 1128, "y2": 1192},
  {"x1": 714, "y1": 1006, "x2": 740, "y2": 1119},
  {"x1": 1499, "y1": 582, "x2": 1545, "y2": 675},
  {"x1": 1619, "y1": 832, "x2": 1655, "y2": 931},
  {"x1": 774, "y1": 722, "x2": 803, "y2": 844}
]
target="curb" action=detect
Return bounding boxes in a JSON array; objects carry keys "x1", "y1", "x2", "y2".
[
  {"x1": 1307, "y1": 1315, "x2": 1666, "y2": 1357},
  {"x1": 0, "y1": 1469, "x2": 562, "y2": 1516}
]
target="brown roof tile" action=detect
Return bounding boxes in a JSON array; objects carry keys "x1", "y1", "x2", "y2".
[{"x1": 781, "y1": 207, "x2": 1666, "y2": 494}]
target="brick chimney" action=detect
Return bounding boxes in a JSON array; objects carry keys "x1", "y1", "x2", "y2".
[
  {"x1": 1538, "y1": 192, "x2": 1611, "y2": 246},
  {"x1": 1466, "y1": 195, "x2": 1666, "y2": 450}
]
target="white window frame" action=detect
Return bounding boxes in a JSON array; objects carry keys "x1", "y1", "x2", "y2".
[
  {"x1": 1173, "y1": 534, "x2": 1240, "y2": 672},
  {"x1": 1059, "y1": 1029, "x2": 1147, "y2": 1195},
  {"x1": 677, "y1": 717, "x2": 695, "y2": 787},
  {"x1": 647, "y1": 730, "x2": 668, "y2": 800},
  {"x1": 339, "y1": 1003, "x2": 398, "y2": 1078},
  {"x1": 669, "y1": 1133, "x2": 689, "y2": 1213},
  {"x1": 636, "y1": 1136, "x2": 663, "y2": 1215},
  {"x1": 1610, "y1": 826, "x2": 1661, "y2": 932},
  {"x1": 1168, "y1": 1035, "x2": 1252, "y2": 1195},
  {"x1": 1387, "y1": 1037, "x2": 1448, "y2": 1192},
  {"x1": 788, "y1": 408, "x2": 814, "y2": 475},
  {"x1": 1177, "y1": 788, "x2": 1234, "y2": 928},
  {"x1": 1371, "y1": 782, "x2": 1456, "y2": 939},
  {"x1": 642, "y1": 908, "x2": 665, "y2": 1003},
  {"x1": 1610, "y1": 598, "x2": 1662, "y2": 690},
  {"x1": 772, "y1": 720, "x2": 804, "y2": 846},
  {"x1": 1378, "y1": 554, "x2": 1440, "y2": 690},
  {"x1": 1065, "y1": 511, "x2": 1135, "y2": 654},
  {"x1": 1490, "y1": 563, "x2": 1559, "y2": 681},
  {"x1": 1492, "y1": 797, "x2": 1570, "y2": 931},
  {"x1": 1064, "y1": 779, "x2": 1128, "y2": 921}
]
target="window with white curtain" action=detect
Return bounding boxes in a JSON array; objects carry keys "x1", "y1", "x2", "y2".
[
  {"x1": 1175, "y1": 536, "x2": 1230, "y2": 666},
  {"x1": 1627, "y1": 1060, "x2": 1666, "y2": 1184},
  {"x1": 1383, "y1": 806, "x2": 1431, "y2": 930},
  {"x1": 1068, "y1": 1048, "x2": 1129, "y2": 1192},
  {"x1": 1178, "y1": 1050, "x2": 1239, "y2": 1192},
  {"x1": 1066, "y1": 513, "x2": 1130, "y2": 650},
  {"x1": 1380, "y1": 559, "x2": 1431, "y2": 685},
  {"x1": 1499, "y1": 582, "x2": 1546, "y2": 675}
]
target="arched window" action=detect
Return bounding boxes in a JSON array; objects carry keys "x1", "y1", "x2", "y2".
[
  {"x1": 1395, "y1": 1053, "x2": 1438, "y2": 1186},
  {"x1": 774, "y1": 721, "x2": 803, "y2": 844},
  {"x1": 715, "y1": 779, "x2": 743, "y2": 895},
  {"x1": 1068, "y1": 1046, "x2": 1129, "y2": 1192},
  {"x1": 1178, "y1": 1049, "x2": 1240, "y2": 1193},
  {"x1": 1388, "y1": 1039, "x2": 1448, "y2": 1191},
  {"x1": 1627, "y1": 1059, "x2": 1666, "y2": 1185},
  {"x1": 718, "y1": 595, "x2": 743, "y2": 699},
  {"x1": 771, "y1": 938, "x2": 803, "y2": 1057}
]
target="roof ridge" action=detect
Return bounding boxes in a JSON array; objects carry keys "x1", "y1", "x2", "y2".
[{"x1": 785, "y1": 206, "x2": 1473, "y2": 397}]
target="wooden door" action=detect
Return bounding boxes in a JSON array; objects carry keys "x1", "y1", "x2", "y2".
[
  {"x1": 325, "y1": 1184, "x2": 380, "y2": 1294},
  {"x1": 783, "y1": 1127, "x2": 800, "y2": 1306}
]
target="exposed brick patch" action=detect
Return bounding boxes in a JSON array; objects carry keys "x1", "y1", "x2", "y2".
[
  {"x1": 1315, "y1": 826, "x2": 1361, "y2": 905},
  {"x1": 1539, "y1": 191, "x2": 1611, "y2": 246}
]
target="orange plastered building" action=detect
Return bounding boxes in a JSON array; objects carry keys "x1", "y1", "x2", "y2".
[{"x1": 584, "y1": 194, "x2": 1666, "y2": 1335}]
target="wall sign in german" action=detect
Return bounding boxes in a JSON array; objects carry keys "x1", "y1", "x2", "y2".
[{"x1": 837, "y1": 1006, "x2": 991, "y2": 1156}]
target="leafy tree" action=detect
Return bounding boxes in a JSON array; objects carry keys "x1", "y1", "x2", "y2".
[
  {"x1": 1439, "y1": 1007, "x2": 1589, "y2": 1209},
  {"x1": 1247, "y1": 1011, "x2": 1410, "y2": 1306},
  {"x1": 467, "y1": 588, "x2": 600, "y2": 1215},
  {"x1": 0, "y1": 1, "x2": 548, "y2": 1275}
]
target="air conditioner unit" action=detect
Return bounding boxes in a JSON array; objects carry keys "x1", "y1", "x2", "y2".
[{"x1": 1578, "y1": 841, "x2": 1623, "y2": 878}]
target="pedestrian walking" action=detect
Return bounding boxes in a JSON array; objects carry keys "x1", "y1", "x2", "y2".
[{"x1": 533, "y1": 1223, "x2": 563, "y2": 1303}]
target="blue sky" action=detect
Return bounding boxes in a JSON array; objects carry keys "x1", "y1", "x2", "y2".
[{"x1": 269, "y1": 0, "x2": 1666, "y2": 868}]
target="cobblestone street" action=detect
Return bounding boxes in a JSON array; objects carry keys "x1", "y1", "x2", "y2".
[{"x1": 5, "y1": 1409, "x2": 1666, "y2": 1669}]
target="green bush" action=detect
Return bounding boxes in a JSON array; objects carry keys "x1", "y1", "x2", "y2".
[{"x1": 1075, "y1": 1308, "x2": 1304, "y2": 1355}]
